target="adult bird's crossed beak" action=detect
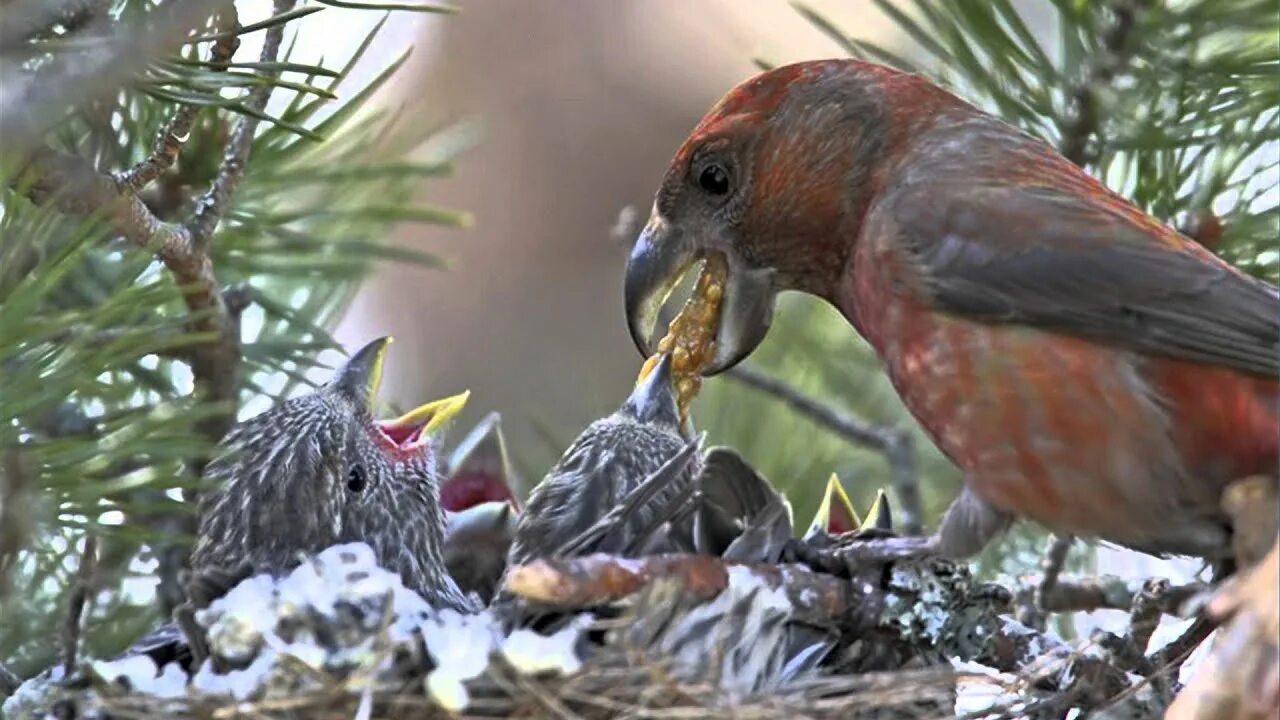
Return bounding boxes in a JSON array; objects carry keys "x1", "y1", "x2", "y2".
[
  {"x1": 623, "y1": 210, "x2": 777, "y2": 375},
  {"x1": 334, "y1": 336, "x2": 471, "y2": 441}
]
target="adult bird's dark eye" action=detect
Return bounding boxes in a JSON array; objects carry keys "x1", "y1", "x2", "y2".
[
  {"x1": 699, "y1": 164, "x2": 730, "y2": 195},
  {"x1": 346, "y1": 466, "x2": 366, "y2": 493}
]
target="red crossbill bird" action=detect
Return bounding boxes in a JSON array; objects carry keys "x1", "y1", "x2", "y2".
[
  {"x1": 442, "y1": 501, "x2": 516, "y2": 605},
  {"x1": 625, "y1": 59, "x2": 1280, "y2": 563},
  {"x1": 804, "y1": 474, "x2": 860, "y2": 541},
  {"x1": 509, "y1": 353, "x2": 702, "y2": 564}
]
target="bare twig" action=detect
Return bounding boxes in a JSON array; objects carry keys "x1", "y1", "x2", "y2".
[
  {"x1": 115, "y1": 6, "x2": 240, "y2": 193},
  {"x1": 724, "y1": 364, "x2": 923, "y2": 533},
  {"x1": 1038, "y1": 535, "x2": 1073, "y2": 599},
  {"x1": 1128, "y1": 578, "x2": 1167, "y2": 656},
  {"x1": 61, "y1": 534, "x2": 99, "y2": 676},
  {"x1": 1018, "y1": 534, "x2": 1074, "y2": 630},
  {"x1": 1058, "y1": 0, "x2": 1148, "y2": 166},
  {"x1": 1015, "y1": 535, "x2": 1071, "y2": 630},
  {"x1": 188, "y1": 0, "x2": 296, "y2": 248},
  {"x1": 1148, "y1": 616, "x2": 1215, "y2": 675},
  {"x1": 1039, "y1": 573, "x2": 1204, "y2": 616}
]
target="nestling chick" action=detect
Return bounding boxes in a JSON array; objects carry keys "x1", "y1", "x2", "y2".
[
  {"x1": 439, "y1": 413, "x2": 523, "y2": 603},
  {"x1": 443, "y1": 501, "x2": 517, "y2": 605},
  {"x1": 693, "y1": 447, "x2": 794, "y2": 562},
  {"x1": 441, "y1": 411, "x2": 524, "y2": 512},
  {"x1": 192, "y1": 336, "x2": 476, "y2": 613},
  {"x1": 509, "y1": 353, "x2": 699, "y2": 564}
]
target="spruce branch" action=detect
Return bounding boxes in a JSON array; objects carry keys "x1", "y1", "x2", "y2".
[
  {"x1": 724, "y1": 364, "x2": 924, "y2": 534},
  {"x1": 9, "y1": 1, "x2": 300, "y2": 613}
]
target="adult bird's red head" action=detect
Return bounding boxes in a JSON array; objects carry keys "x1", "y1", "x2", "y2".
[
  {"x1": 626, "y1": 59, "x2": 1280, "y2": 560},
  {"x1": 626, "y1": 60, "x2": 911, "y2": 371}
]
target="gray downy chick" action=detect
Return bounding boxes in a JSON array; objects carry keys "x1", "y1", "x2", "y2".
[
  {"x1": 191, "y1": 336, "x2": 477, "y2": 613},
  {"x1": 509, "y1": 353, "x2": 700, "y2": 565},
  {"x1": 693, "y1": 447, "x2": 794, "y2": 563},
  {"x1": 443, "y1": 500, "x2": 517, "y2": 605},
  {"x1": 126, "y1": 338, "x2": 479, "y2": 667}
]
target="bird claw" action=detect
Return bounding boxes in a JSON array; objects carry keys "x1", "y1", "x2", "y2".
[
  {"x1": 175, "y1": 603, "x2": 210, "y2": 668},
  {"x1": 176, "y1": 562, "x2": 252, "y2": 668}
]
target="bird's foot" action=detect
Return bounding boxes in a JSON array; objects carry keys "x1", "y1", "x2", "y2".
[
  {"x1": 174, "y1": 603, "x2": 210, "y2": 668},
  {"x1": 176, "y1": 562, "x2": 251, "y2": 668},
  {"x1": 783, "y1": 532, "x2": 938, "y2": 578}
]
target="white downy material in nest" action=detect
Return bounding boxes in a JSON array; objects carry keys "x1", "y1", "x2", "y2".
[{"x1": 3, "y1": 543, "x2": 593, "y2": 718}]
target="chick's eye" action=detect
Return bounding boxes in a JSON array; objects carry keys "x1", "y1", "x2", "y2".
[
  {"x1": 698, "y1": 163, "x2": 731, "y2": 195},
  {"x1": 346, "y1": 465, "x2": 366, "y2": 493}
]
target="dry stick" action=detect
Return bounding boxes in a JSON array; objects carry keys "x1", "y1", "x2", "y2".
[
  {"x1": 1018, "y1": 534, "x2": 1075, "y2": 629},
  {"x1": 724, "y1": 364, "x2": 924, "y2": 534},
  {"x1": 61, "y1": 534, "x2": 99, "y2": 676},
  {"x1": 1038, "y1": 573, "x2": 1205, "y2": 616},
  {"x1": 1038, "y1": 534, "x2": 1073, "y2": 599}
]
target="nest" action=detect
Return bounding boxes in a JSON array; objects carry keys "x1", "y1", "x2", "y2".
[
  {"x1": 72, "y1": 655, "x2": 962, "y2": 720},
  {"x1": 3, "y1": 542, "x2": 1190, "y2": 720}
]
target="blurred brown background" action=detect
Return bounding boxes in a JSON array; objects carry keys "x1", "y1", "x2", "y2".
[{"x1": 336, "y1": 1, "x2": 897, "y2": 474}]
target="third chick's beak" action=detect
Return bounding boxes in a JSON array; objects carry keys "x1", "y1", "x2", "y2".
[
  {"x1": 622, "y1": 352, "x2": 681, "y2": 429},
  {"x1": 336, "y1": 336, "x2": 470, "y2": 453},
  {"x1": 623, "y1": 211, "x2": 776, "y2": 375}
]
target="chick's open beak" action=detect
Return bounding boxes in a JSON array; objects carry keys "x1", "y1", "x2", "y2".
[
  {"x1": 336, "y1": 337, "x2": 471, "y2": 450},
  {"x1": 805, "y1": 474, "x2": 861, "y2": 540},
  {"x1": 390, "y1": 391, "x2": 471, "y2": 436},
  {"x1": 624, "y1": 212, "x2": 776, "y2": 375}
]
